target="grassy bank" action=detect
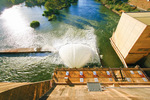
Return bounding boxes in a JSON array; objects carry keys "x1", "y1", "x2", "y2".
[{"x1": 96, "y1": 0, "x2": 140, "y2": 15}]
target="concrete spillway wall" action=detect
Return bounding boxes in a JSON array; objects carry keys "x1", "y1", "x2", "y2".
[{"x1": 0, "y1": 80, "x2": 53, "y2": 100}]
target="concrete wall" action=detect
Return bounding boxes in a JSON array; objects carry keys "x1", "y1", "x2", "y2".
[
  {"x1": 111, "y1": 12, "x2": 150, "y2": 64},
  {"x1": 125, "y1": 54, "x2": 145, "y2": 64},
  {"x1": 125, "y1": 26, "x2": 150, "y2": 64},
  {"x1": 130, "y1": 26, "x2": 150, "y2": 54},
  {"x1": 0, "y1": 80, "x2": 53, "y2": 100},
  {"x1": 129, "y1": 0, "x2": 150, "y2": 10},
  {"x1": 112, "y1": 13, "x2": 147, "y2": 58}
]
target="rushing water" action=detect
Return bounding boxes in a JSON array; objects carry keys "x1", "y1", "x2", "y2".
[{"x1": 0, "y1": 0, "x2": 122, "y2": 82}]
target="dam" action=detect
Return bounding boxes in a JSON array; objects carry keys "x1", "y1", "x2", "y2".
[
  {"x1": 1, "y1": 36, "x2": 150, "y2": 100},
  {"x1": 0, "y1": 67, "x2": 150, "y2": 100},
  {"x1": 0, "y1": 1, "x2": 150, "y2": 100}
]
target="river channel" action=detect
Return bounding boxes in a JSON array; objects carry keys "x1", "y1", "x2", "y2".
[{"x1": 0, "y1": 0, "x2": 122, "y2": 82}]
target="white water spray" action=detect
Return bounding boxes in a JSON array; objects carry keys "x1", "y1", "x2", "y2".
[{"x1": 59, "y1": 44, "x2": 93, "y2": 68}]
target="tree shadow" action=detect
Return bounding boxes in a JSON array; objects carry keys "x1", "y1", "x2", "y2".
[{"x1": 57, "y1": 13, "x2": 99, "y2": 29}]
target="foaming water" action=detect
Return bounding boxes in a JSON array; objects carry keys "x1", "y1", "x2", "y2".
[
  {"x1": 0, "y1": 23, "x2": 100, "y2": 82},
  {"x1": 59, "y1": 44, "x2": 93, "y2": 68},
  {"x1": 50, "y1": 25, "x2": 100, "y2": 64}
]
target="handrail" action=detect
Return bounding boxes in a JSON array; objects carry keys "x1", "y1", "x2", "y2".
[{"x1": 55, "y1": 68, "x2": 150, "y2": 71}]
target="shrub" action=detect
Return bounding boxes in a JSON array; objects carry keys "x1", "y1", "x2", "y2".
[
  {"x1": 62, "y1": 3, "x2": 67, "y2": 8},
  {"x1": 123, "y1": 5, "x2": 132, "y2": 12},
  {"x1": 109, "y1": 5, "x2": 115, "y2": 10},
  {"x1": 70, "y1": 0, "x2": 78, "y2": 3},
  {"x1": 114, "y1": 4, "x2": 121, "y2": 11},
  {"x1": 147, "y1": 8, "x2": 150, "y2": 11},
  {"x1": 115, "y1": 7, "x2": 121, "y2": 11},
  {"x1": 117, "y1": 1, "x2": 122, "y2": 5},
  {"x1": 53, "y1": 9, "x2": 60, "y2": 15},
  {"x1": 48, "y1": 14, "x2": 57, "y2": 21},
  {"x1": 43, "y1": 9, "x2": 60, "y2": 16},
  {"x1": 107, "y1": 1, "x2": 113, "y2": 4},
  {"x1": 133, "y1": 9, "x2": 140, "y2": 12},
  {"x1": 30, "y1": 21, "x2": 40, "y2": 28},
  {"x1": 25, "y1": 1, "x2": 34, "y2": 7},
  {"x1": 43, "y1": 10, "x2": 53, "y2": 16}
]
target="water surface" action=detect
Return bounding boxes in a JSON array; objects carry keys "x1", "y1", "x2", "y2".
[{"x1": 0, "y1": 0, "x2": 122, "y2": 82}]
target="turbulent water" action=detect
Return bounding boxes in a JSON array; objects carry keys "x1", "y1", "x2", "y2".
[{"x1": 0, "y1": 0, "x2": 122, "y2": 82}]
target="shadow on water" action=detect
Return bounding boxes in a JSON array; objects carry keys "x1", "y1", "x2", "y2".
[
  {"x1": 76, "y1": 19, "x2": 97, "y2": 29},
  {"x1": 57, "y1": 14, "x2": 98, "y2": 29},
  {"x1": 57, "y1": 14, "x2": 85, "y2": 29}
]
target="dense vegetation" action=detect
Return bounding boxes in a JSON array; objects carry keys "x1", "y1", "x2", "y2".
[
  {"x1": 25, "y1": 0, "x2": 45, "y2": 7},
  {"x1": 43, "y1": 0, "x2": 78, "y2": 21},
  {"x1": 96, "y1": 0, "x2": 140, "y2": 14},
  {"x1": 30, "y1": 21, "x2": 40, "y2": 28},
  {"x1": 8, "y1": 0, "x2": 25, "y2": 4}
]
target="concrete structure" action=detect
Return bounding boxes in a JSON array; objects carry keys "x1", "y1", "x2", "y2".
[
  {"x1": 0, "y1": 68, "x2": 150, "y2": 100},
  {"x1": 0, "y1": 80, "x2": 53, "y2": 100},
  {"x1": 53, "y1": 68, "x2": 150, "y2": 85},
  {"x1": 110, "y1": 12, "x2": 150, "y2": 65},
  {"x1": 0, "y1": 48, "x2": 51, "y2": 53},
  {"x1": 47, "y1": 85, "x2": 150, "y2": 100},
  {"x1": 129, "y1": 0, "x2": 150, "y2": 10}
]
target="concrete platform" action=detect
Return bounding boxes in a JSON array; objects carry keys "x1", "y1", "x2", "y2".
[{"x1": 47, "y1": 85, "x2": 150, "y2": 100}]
